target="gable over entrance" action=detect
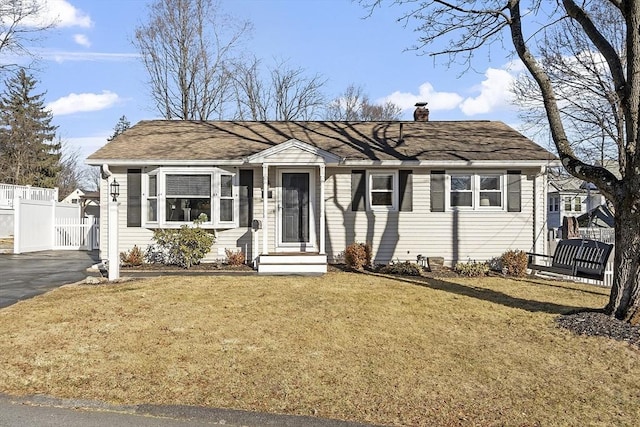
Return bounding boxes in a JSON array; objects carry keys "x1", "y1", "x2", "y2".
[{"x1": 246, "y1": 139, "x2": 342, "y2": 165}]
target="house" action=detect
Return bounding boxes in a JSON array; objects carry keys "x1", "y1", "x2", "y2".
[
  {"x1": 546, "y1": 168, "x2": 613, "y2": 234},
  {"x1": 61, "y1": 188, "x2": 101, "y2": 218},
  {"x1": 86, "y1": 107, "x2": 558, "y2": 274}
]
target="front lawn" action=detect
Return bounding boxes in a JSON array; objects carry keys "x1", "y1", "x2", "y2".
[{"x1": 0, "y1": 272, "x2": 638, "y2": 426}]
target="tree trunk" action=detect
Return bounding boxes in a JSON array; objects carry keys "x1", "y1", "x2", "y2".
[{"x1": 606, "y1": 192, "x2": 640, "y2": 325}]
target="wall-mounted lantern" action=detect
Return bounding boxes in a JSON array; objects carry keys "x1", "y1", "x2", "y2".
[{"x1": 109, "y1": 179, "x2": 120, "y2": 202}]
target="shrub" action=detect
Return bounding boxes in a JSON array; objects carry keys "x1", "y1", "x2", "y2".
[
  {"x1": 145, "y1": 214, "x2": 215, "y2": 269},
  {"x1": 345, "y1": 242, "x2": 372, "y2": 270},
  {"x1": 379, "y1": 261, "x2": 423, "y2": 276},
  {"x1": 225, "y1": 248, "x2": 245, "y2": 266},
  {"x1": 500, "y1": 249, "x2": 528, "y2": 277},
  {"x1": 344, "y1": 242, "x2": 371, "y2": 270},
  {"x1": 120, "y1": 245, "x2": 144, "y2": 266},
  {"x1": 454, "y1": 260, "x2": 490, "y2": 277}
]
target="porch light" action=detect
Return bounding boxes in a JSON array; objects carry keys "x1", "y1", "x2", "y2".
[{"x1": 110, "y1": 179, "x2": 120, "y2": 202}]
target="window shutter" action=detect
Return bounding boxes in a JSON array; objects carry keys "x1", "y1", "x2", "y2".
[
  {"x1": 399, "y1": 170, "x2": 413, "y2": 212},
  {"x1": 351, "y1": 170, "x2": 366, "y2": 211},
  {"x1": 507, "y1": 170, "x2": 521, "y2": 212},
  {"x1": 127, "y1": 169, "x2": 142, "y2": 227},
  {"x1": 430, "y1": 170, "x2": 445, "y2": 212},
  {"x1": 239, "y1": 169, "x2": 253, "y2": 227}
]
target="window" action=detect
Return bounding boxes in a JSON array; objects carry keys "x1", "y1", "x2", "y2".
[
  {"x1": 564, "y1": 196, "x2": 573, "y2": 212},
  {"x1": 166, "y1": 174, "x2": 211, "y2": 222},
  {"x1": 142, "y1": 167, "x2": 238, "y2": 228},
  {"x1": 351, "y1": 170, "x2": 411, "y2": 212},
  {"x1": 574, "y1": 197, "x2": 582, "y2": 212},
  {"x1": 127, "y1": 169, "x2": 141, "y2": 227},
  {"x1": 435, "y1": 171, "x2": 517, "y2": 211},
  {"x1": 479, "y1": 175, "x2": 502, "y2": 207},
  {"x1": 370, "y1": 173, "x2": 394, "y2": 207},
  {"x1": 147, "y1": 175, "x2": 157, "y2": 222},
  {"x1": 450, "y1": 175, "x2": 472, "y2": 207},
  {"x1": 549, "y1": 196, "x2": 559, "y2": 212}
]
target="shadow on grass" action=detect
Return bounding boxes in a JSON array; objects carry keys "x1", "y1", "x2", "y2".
[{"x1": 369, "y1": 272, "x2": 594, "y2": 315}]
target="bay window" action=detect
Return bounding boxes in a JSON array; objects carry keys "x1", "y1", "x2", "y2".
[{"x1": 143, "y1": 167, "x2": 238, "y2": 228}]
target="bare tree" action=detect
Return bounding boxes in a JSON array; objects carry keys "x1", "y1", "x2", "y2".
[
  {"x1": 326, "y1": 84, "x2": 402, "y2": 120},
  {"x1": 364, "y1": 0, "x2": 640, "y2": 323},
  {"x1": 231, "y1": 57, "x2": 326, "y2": 120},
  {"x1": 133, "y1": 0, "x2": 251, "y2": 120},
  {"x1": 513, "y1": 2, "x2": 623, "y2": 166},
  {"x1": 0, "y1": 0, "x2": 56, "y2": 72}
]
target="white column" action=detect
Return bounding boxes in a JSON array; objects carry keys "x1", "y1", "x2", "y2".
[
  {"x1": 319, "y1": 164, "x2": 326, "y2": 255},
  {"x1": 108, "y1": 183, "x2": 120, "y2": 281},
  {"x1": 262, "y1": 164, "x2": 269, "y2": 255}
]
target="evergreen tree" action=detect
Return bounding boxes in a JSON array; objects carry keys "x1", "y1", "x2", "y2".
[
  {"x1": 0, "y1": 69, "x2": 60, "y2": 188},
  {"x1": 107, "y1": 115, "x2": 131, "y2": 141}
]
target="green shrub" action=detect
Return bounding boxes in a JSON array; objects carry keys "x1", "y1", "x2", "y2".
[
  {"x1": 379, "y1": 261, "x2": 423, "y2": 276},
  {"x1": 120, "y1": 245, "x2": 144, "y2": 266},
  {"x1": 500, "y1": 249, "x2": 528, "y2": 277},
  {"x1": 344, "y1": 242, "x2": 371, "y2": 270},
  {"x1": 145, "y1": 214, "x2": 215, "y2": 269},
  {"x1": 225, "y1": 248, "x2": 245, "y2": 266},
  {"x1": 454, "y1": 260, "x2": 490, "y2": 277}
]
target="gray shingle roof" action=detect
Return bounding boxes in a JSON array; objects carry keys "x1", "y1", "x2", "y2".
[{"x1": 87, "y1": 120, "x2": 556, "y2": 163}]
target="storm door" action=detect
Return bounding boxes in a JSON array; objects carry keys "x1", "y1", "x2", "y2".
[{"x1": 281, "y1": 172, "x2": 310, "y2": 244}]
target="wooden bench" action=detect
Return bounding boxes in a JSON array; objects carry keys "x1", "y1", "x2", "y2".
[{"x1": 527, "y1": 239, "x2": 613, "y2": 281}]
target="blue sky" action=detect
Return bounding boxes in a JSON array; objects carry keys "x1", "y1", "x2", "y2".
[{"x1": 4, "y1": 0, "x2": 527, "y2": 162}]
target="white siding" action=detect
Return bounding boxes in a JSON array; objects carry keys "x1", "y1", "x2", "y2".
[{"x1": 325, "y1": 168, "x2": 539, "y2": 266}]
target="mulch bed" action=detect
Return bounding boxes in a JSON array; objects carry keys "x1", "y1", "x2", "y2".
[
  {"x1": 121, "y1": 263, "x2": 254, "y2": 272},
  {"x1": 556, "y1": 311, "x2": 640, "y2": 349}
]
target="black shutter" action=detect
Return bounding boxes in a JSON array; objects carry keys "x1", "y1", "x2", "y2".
[
  {"x1": 239, "y1": 169, "x2": 253, "y2": 227},
  {"x1": 399, "y1": 170, "x2": 413, "y2": 212},
  {"x1": 430, "y1": 170, "x2": 445, "y2": 212},
  {"x1": 127, "y1": 169, "x2": 141, "y2": 227},
  {"x1": 351, "y1": 170, "x2": 366, "y2": 211},
  {"x1": 507, "y1": 170, "x2": 521, "y2": 212}
]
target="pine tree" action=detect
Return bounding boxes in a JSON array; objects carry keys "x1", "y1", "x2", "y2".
[
  {"x1": 0, "y1": 69, "x2": 60, "y2": 188},
  {"x1": 107, "y1": 115, "x2": 131, "y2": 141}
]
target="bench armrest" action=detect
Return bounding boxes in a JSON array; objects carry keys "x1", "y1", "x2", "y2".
[{"x1": 526, "y1": 252, "x2": 553, "y2": 259}]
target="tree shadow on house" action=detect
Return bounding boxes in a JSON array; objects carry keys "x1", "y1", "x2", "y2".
[{"x1": 368, "y1": 272, "x2": 593, "y2": 315}]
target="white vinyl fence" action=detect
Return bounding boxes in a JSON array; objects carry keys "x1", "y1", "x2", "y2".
[
  {"x1": 0, "y1": 183, "x2": 58, "y2": 208},
  {"x1": 13, "y1": 198, "x2": 98, "y2": 253},
  {"x1": 54, "y1": 216, "x2": 99, "y2": 250}
]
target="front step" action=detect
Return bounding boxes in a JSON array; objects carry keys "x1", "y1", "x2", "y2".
[{"x1": 257, "y1": 254, "x2": 327, "y2": 275}]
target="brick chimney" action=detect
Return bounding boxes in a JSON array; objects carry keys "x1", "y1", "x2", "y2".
[{"x1": 413, "y1": 102, "x2": 429, "y2": 121}]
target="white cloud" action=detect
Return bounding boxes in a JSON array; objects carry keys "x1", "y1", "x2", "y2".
[
  {"x1": 47, "y1": 91, "x2": 120, "y2": 116},
  {"x1": 73, "y1": 34, "x2": 91, "y2": 48},
  {"x1": 39, "y1": 50, "x2": 139, "y2": 62},
  {"x1": 459, "y1": 68, "x2": 516, "y2": 115},
  {"x1": 21, "y1": 0, "x2": 92, "y2": 28},
  {"x1": 380, "y1": 82, "x2": 463, "y2": 112}
]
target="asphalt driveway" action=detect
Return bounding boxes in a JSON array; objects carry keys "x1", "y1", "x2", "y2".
[{"x1": 0, "y1": 250, "x2": 100, "y2": 308}]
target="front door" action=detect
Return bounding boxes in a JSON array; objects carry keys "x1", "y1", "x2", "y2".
[
  {"x1": 282, "y1": 172, "x2": 309, "y2": 244},
  {"x1": 278, "y1": 170, "x2": 314, "y2": 251}
]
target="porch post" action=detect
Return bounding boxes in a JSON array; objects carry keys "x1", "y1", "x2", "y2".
[
  {"x1": 319, "y1": 164, "x2": 326, "y2": 255},
  {"x1": 262, "y1": 164, "x2": 269, "y2": 255}
]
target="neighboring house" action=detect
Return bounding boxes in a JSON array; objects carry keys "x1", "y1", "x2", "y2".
[
  {"x1": 547, "y1": 168, "x2": 614, "y2": 233},
  {"x1": 87, "y1": 108, "x2": 558, "y2": 274},
  {"x1": 61, "y1": 188, "x2": 101, "y2": 218}
]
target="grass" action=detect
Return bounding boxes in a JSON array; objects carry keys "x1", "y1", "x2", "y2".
[{"x1": 0, "y1": 272, "x2": 639, "y2": 426}]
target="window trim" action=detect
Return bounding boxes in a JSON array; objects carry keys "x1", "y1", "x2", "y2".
[
  {"x1": 445, "y1": 171, "x2": 507, "y2": 211},
  {"x1": 367, "y1": 170, "x2": 399, "y2": 211},
  {"x1": 141, "y1": 167, "x2": 238, "y2": 229}
]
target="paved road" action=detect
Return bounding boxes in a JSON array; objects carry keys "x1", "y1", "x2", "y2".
[
  {"x1": 0, "y1": 394, "x2": 373, "y2": 427},
  {"x1": 0, "y1": 250, "x2": 100, "y2": 308}
]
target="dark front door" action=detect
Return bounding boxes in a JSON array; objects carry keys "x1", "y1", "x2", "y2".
[{"x1": 282, "y1": 172, "x2": 309, "y2": 243}]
